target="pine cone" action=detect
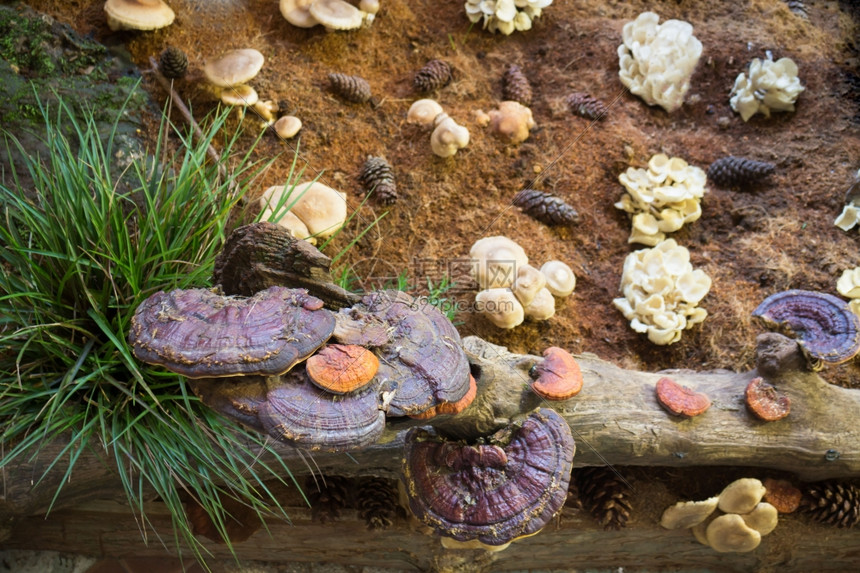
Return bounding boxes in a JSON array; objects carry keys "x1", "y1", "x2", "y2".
[
  {"x1": 356, "y1": 477, "x2": 399, "y2": 531},
  {"x1": 359, "y1": 156, "x2": 398, "y2": 205},
  {"x1": 305, "y1": 475, "x2": 351, "y2": 524},
  {"x1": 503, "y1": 64, "x2": 533, "y2": 107},
  {"x1": 784, "y1": 0, "x2": 808, "y2": 18},
  {"x1": 801, "y1": 481, "x2": 860, "y2": 528},
  {"x1": 513, "y1": 189, "x2": 579, "y2": 226},
  {"x1": 566, "y1": 92, "x2": 608, "y2": 120},
  {"x1": 159, "y1": 46, "x2": 188, "y2": 80},
  {"x1": 707, "y1": 156, "x2": 776, "y2": 188},
  {"x1": 574, "y1": 466, "x2": 633, "y2": 530},
  {"x1": 328, "y1": 73, "x2": 372, "y2": 103},
  {"x1": 413, "y1": 59, "x2": 452, "y2": 93}
]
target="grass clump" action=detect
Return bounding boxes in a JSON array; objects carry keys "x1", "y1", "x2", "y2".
[{"x1": 0, "y1": 92, "x2": 298, "y2": 560}]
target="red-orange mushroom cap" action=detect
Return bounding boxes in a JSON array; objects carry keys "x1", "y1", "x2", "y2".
[
  {"x1": 409, "y1": 374, "x2": 478, "y2": 420},
  {"x1": 129, "y1": 286, "x2": 334, "y2": 378},
  {"x1": 530, "y1": 347, "x2": 583, "y2": 401},
  {"x1": 306, "y1": 344, "x2": 379, "y2": 394},
  {"x1": 752, "y1": 289, "x2": 860, "y2": 365},
  {"x1": 655, "y1": 377, "x2": 711, "y2": 417},
  {"x1": 401, "y1": 408, "x2": 575, "y2": 547}
]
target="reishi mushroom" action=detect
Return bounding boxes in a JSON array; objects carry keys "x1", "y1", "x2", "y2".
[
  {"x1": 530, "y1": 346, "x2": 583, "y2": 400},
  {"x1": 744, "y1": 377, "x2": 791, "y2": 422},
  {"x1": 305, "y1": 344, "x2": 379, "y2": 394},
  {"x1": 655, "y1": 376, "x2": 711, "y2": 417},
  {"x1": 129, "y1": 286, "x2": 334, "y2": 378},
  {"x1": 409, "y1": 374, "x2": 478, "y2": 420},
  {"x1": 104, "y1": 0, "x2": 175, "y2": 31},
  {"x1": 401, "y1": 408, "x2": 575, "y2": 548},
  {"x1": 752, "y1": 289, "x2": 860, "y2": 366}
]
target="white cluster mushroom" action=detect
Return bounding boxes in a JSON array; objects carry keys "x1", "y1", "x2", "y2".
[
  {"x1": 613, "y1": 239, "x2": 711, "y2": 345},
  {"x1": 203, "y1": 49, "x2": 280, "y2": 126},
  {"x1": 729, "y1": 54, "x2": 804, "y2": 122},
  {"x1": 837, "y1": 266, "x2": 860, "y2": 316},
  {"x1": 660, "y1": 478, "x2": 778, "y2": 553},
  {"x1": 104, "y1": 0, "x2": 175, "y2": 31},
  {"x1": 280, "y1": 0, "x2": 376, "y2": 30},
  {"x1": 615, "y1": 153, "x2": 708, "y2": 246},
  {"x1": 259, "y1": 181, "x2": 348, "y2": 245},
  {"x1": 617, "y1": 12, "x2": 703, "y2": 113},
  {"x1": 464, "y1": 0, "x2": 552, "y2": 36},
  {"x1": 470, "y1": 236, "x2": 575, "y2": 329},
  {"x1": 407, "y1": 99, "x2": 470, "y2": 158},
  {"x1": 487, "y1": 101, "x2": 535, "y2": 144}
]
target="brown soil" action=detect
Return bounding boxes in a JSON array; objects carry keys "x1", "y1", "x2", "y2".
[{"x1": 25, "y1": 0, "x2": 860, "y2": 385}]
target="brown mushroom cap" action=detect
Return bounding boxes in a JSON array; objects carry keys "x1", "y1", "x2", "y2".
[
  {"x1": 401, "y1": 408, "x2": 575, "y2": 546},
  {"x1": 705, "y1": 513, "x2": 762, "y2": 553},
  {"x1": 745, "y1": 377, "x2": 791, "y2": 422},
  {"x1": 762, "y1": 478, "x2": 802, "y2": 514},
  {"x1": 129, "y1": 286, "x2": 334, "y2": 378},
  {"x1": 306, "y1": 344, "x2": 379, "y2": 394},
  {"x1": 203, "y1": 49, "x2": 265, "y2": 88},
  {"x1": 655, "y1": 377, "x2": 711, "y2": 417},
  {"x1": 530, "y1": 346, "x2": 584, "y2": 400},
  {"x1": 261, "y1": 365, "x2": 385, "y2": 451},
  {"x1": 333, "y1": 291, "x2": 472, "y2": 416},
  {"x1": 752, "y1": 289, "x2": 860, "y2": 365},
  {"x1": 104, "y1": 0, "x2": 175, "y2": 31}
]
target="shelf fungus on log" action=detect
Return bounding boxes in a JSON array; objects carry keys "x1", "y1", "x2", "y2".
[
  {"x1": 332, "y1": 290, "x2": 472, "y2": 417},
  {"x1": 752, "y1": 290, "x2": 860, "y2": 367},
  {"x1": 188, "y1": 376, "x2": 270, "y2": 433},
  {"x1": 129, "y1": 286, "x2": 335, "y2": 378},
  {"x1": 655, "y1": 376, "x2": 711, "y2": 417},
  {"x1": 260, "y1": 365, "x2": 386, "y2": 452},
  {"x1": 401, "y1": 408, "x2": 575, "y2": 549},
  {"x1": 529, "y1": 347, "x2": 584, "y2": 400},
  {"x1": 744, "y1": 377, "x2": 791, "y2": 422}
]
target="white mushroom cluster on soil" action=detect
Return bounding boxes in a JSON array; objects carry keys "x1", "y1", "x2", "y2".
[
  {"x1": 464, "y1": 0, "x2": 552, "y2": 35},
  {"x1": 729, "y1": 55, "x2": 804, "y2": 122},
  {"x1": 617, "y1": 11, "x2": 703, "y2": 113},
  {"x1": 407, "y1": 99, "x2": 470, "y2": 158},
  {"x1": 470, "y1": 236, "x2": 575, "y2": 329},
  {"x1": 615, "y1": 153, "x2": 708, "y2": 246},
  {"x1": 280, "y1": 0, "x2": 376, "y2": 30},
  {"x1": 258, "y1": 182, "x2": 348, "y2": 244},
  {"x1": 660, "y1": 478, "x2": 779, "y2": 553},
  {"x1": 612, "y1": 239, "x2": 711, "y2": 345},
  {"x1": 837, "y1": 266, "x2": 860, "y2": 316}
]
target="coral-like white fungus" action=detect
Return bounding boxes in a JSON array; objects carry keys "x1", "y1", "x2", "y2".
[
  {"x1": 837, "y1": 266, "x2": 860, "y2": 316},
  {"x1": 617, "y1": 12, "x2": 702, "y2": 113},
  {"x1": 464, "y1": 0, "x2": 551, "y2": 36},
  {"x1": 615, "y1": 153, "x2": 708, "y2": 246},
  {"x1": 613, "y1": 239, "x2": 711, "y2": 345},
  {"x1": 729, "y1": 55, "x2": 804, "y2": 122}
]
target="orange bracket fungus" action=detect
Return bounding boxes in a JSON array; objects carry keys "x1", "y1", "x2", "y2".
[
  {"x1": 744, "y1": 377, "x2": 791, "y2": 422},
  {"x1": 129, "y1": 286, "x2": 335, "y2": 378},
  {"x1": 306, "y1": 343, "x2": 379, "y2": 394},
  {"x1": 530, "y1": 346, "x2": 583, "y2": 400},
  {"x1": 762, "y1": 478, "x2": 802, "y2": 514},
  {"x1": 401, "y1": 408, "x2": 574, "y2": 548},
  {"x1": 333, "y1": 291, "x2": 472, "y2": 417},
  {"x1": 409, "y1": 375, "x2": 478, "y2": 420},
  {"x1": 655, "y1": 377, "x2": 711, "y2": 417},
  {"x1": 752, "y1": 289, "x2": 860, "y2": 366}
]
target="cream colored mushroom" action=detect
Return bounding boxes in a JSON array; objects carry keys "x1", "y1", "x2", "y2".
[
  {"x1": 407, "y1": 99, "x2": 444, "y2": 127},
  {"x1": 441, "y1": 536, "x2": 511, "y2": 552},
  {"x1": 470, "y1": 236, "x2": 528, "y2": 289},
  {"x1": 718, "y1": 478, "x2": 766, "y2": 514},
  {"x1": 220, "y1": 84, "x2": 259, "y2": 108},
  {"x1": 104, "y1": 0, "x2": 175, "y2": 31},
  {"x1": 740, "y1": 502, "x2": 778, "y2": 536},
  {"x1": 488, "y1": 101, "x2": 535, "y2": 144},
  {"x1": 274, "y1": 116, "x2": 303, "y2": 139},
  {"x1": 430, "y1": 115, "x2": 470, "y2": 158},
  {"x1": 280, "y1": 0, "x2": 318, "y2": 28},
  {"x1": 705, "y1": 513, "x2": 761, "y2": 553},
  {"x1": 309, "y1": 0, "x2": 364, "y2": 31},
  {"x1": 691, "y1": 520, "x2": 710, "y2": 546},
  {"x1": 259, "y1": 186, "x2": 314, "y2": 243},
  {"x1": 475, "y1": 288, "x2": 525, "y2": 329},
  {"x1": 659, "y1": 497, "x2": 719, "y2": 529},
  {"x1": 254, "y1": 100, "x2": 278, "y2": 123},
  {"x1": 203, "y1": 49, "x2": 265, "y2": 88},
  {"x1": 512, "y1": 264, "x2": 546, "y2": 307},
  {"x1": 540, "y1": 260, "x2": 576, "y2": 297},
  {"x1": 359, "y1": 0, "x2": 379, "y2": 24},
  {"x1": 523, "y1": 287, "x2": 555, "y2": 321},
  {"x1": 289, "y1": 181, "x2": 348, "y2": 239}
]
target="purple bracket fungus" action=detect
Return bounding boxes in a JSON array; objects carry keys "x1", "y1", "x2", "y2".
[
  {"x1": 104, "y1": 0, "x2": 175, "y2": 31},
  {"x1": 129, "y1": 286, "x2": 335, "y2": 378},
  {"x1": 752, "y1": 289, "x2": 860, "y2": 367},
  {"x1": 261, "y1": 365, "x2": 385, "y2": 452},
  {"x1": 401, "y1": 408, "x2": 575, "y2": 548},
  {"x1": 332, "y1": 291, "x2": 472, "y2": 416},
  {"x1": 188, "y1": 376, "x2": 269, "y2": 433}
]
